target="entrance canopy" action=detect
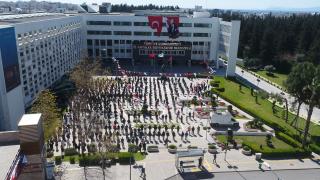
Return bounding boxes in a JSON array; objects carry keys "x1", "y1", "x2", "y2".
[{"x1": 175, "y1": 149, "x2": 204, "y2": 169}]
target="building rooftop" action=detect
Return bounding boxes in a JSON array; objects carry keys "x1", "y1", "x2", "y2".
[
  {"x1": 0, "y1": 145, "x2": 20, "y2": 180},
  {"x1": 0, "y1": 13, "x2": 74, "y2": 25},
  {"x1": 18, "y1": 114, "x2": 41, "y2": 126}
]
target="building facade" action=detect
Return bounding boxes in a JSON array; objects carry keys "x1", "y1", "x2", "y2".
[
  {"x1": 0, "y1": 13, "x2": 85, "y2": 130},
  {"x1": 84, "y1": 11, "x2": 240, "y2": 76}
]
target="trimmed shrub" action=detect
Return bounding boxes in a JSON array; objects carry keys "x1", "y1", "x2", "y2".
[
  {"x1": 79, "y1": 154, "x2": 100, "y2": 167},
  {"x1": 275, "y1": 132, "x2": 300, "y2": 148},
  {"x1": 216, "y1": 88, "x2": 225, "y2": 92},
  {"x1": 168, "y1": 144, "x2": 177, "y2": 149},
  {"x1": 310, "y1": 144, "x2": 320, "y2": 154},
  {"x1": 55, "y1": 156, "x2": 62, "y2": 165},
  {"x1": 128, "y1": 144, "x2": 138, "y2": 153},
  {"x1": 243, "y1": 146, "x2": 250, "y2": 151},
  {"x1": 69, "y1": 156, "x2": 75, "y2": 164},
  {"x1": 47, "y1": 151, "x2": 54, "y2": 158},
  {"x1": 65, "y1": 148, "x2": 78, "y2": 156},
  {"x1": 118, "y1": 152, "x2": 134, "y2": 164},
  {"x1": 208, "y1": 144, "x2": 216, "y2": 149}
]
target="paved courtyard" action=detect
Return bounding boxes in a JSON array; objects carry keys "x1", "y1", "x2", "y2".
[{"x1": 51, "y1": 76, "x2": 320, "y2": 180}]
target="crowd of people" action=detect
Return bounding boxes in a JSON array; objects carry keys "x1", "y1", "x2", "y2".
[{"x1": 47, "y1": 76, "x2": 211, "y2": 156}]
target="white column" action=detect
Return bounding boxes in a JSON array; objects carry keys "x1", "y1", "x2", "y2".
[{"x1": 226, "y1": 20, "x2": 241, "y2": 77}]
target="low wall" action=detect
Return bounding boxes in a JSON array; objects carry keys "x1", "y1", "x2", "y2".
[
  {"x1": 213, "y1": 131, "x2": 271, "y2": 136},
  {"x1": 0, "y1": 131, "x2": 19, "y2": 145}
]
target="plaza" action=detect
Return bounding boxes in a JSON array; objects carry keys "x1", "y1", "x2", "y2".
[{"x1": 49, "y1": 74, "x2": 320, "y2": 180}]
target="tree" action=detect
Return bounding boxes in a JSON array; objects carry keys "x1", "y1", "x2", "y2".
[
  {"x1": 285, "y1": 62, "x2": 320, "y2": 147},
  {"x1": 30, "y1": 90, "x2": 60, "y2": 140},
  {"x1": 270, "y1": 93, "x2": 288, "y2": 122},
  {"x1": 285, "y1": 63, "x2": 315, "y2": 128},
  {"x1": 264, "y1": 65, "x2": 276, "y2": 76}
]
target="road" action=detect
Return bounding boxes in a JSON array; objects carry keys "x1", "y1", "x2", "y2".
[
  {"x1": 168, "y1": 169, "x2": 320, "y2": 180},
  {"x1": 235, "y1": 66, "x2": 320, "y2": 125}
]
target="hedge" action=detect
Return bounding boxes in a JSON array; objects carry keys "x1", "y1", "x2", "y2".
[
  {"x1": 79, "y1": 152, "x2": 134, "y2": 167},
  {"x1": 55, "y1": 156, "x2": 62, "y2": 165},
  {"x1": 65, "y1": 148, "x2": 78, "y2": 156},
  {"x1": 69, "y1": 156, "x2": 76, "y2": 164},
  {"x1": 275, "y1": 132, "x2": 300, "y2": 148},
  {"x1": 310, "y1": 144, "x2": 320, "y2": 154},
  {"x1": 242, "y1": 142, "x2": 311, "y2": 158},
  {"x1": 118, "y1": 152, "x2": 134, "y2": 165}
]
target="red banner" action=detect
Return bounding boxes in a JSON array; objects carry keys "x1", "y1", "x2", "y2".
[
  {"x1": 148, "y1": 16, "x2": 163, "y2": 36},
  {"x1": 166, "y1": 16, "x2": 180, "y2": 39}
]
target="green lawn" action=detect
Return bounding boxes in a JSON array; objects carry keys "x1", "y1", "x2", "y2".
[
  {"x1": 215, "y1": 135, "x2": 310, "y2": 158},
  {"x1": 255, "y1": 70, "x2": 288, "y2": 89},
  {"x1": 212, "y1": 77, "x2": 320, "y2": 141},
  {"x1": 216, "y1": 135, "x2": 292, "y2": 151}
]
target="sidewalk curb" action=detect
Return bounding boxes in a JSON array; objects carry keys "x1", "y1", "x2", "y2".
[{"x1": 208, "y1": 167, "x2": 320, "y2": 173}]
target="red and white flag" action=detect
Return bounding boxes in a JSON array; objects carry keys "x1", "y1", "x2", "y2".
[{"x1": 148, "y1": 16, "x2": 163, "y2": 36}]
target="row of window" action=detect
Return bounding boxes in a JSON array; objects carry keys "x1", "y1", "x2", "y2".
[
  {"x1": 87, "y1": 30, "x2": 210, "y2": 37},
  {"x1": 88, "y1": 48, "x2": 209, "y2": 57},
  {"x1": 87, "y1": 21, "x2": 212, "y2": 28},
  {"x1": 87, "y1": 39, "x2": 210, "y2": 46}
]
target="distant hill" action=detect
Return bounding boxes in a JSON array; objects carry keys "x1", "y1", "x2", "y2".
[{"x1": 267, "y1": 7, "x2": 320, "y2": 12}]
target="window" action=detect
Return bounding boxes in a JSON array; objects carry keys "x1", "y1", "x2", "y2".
[
  {"x1": 100, "y1": 40, "x2": 106, "y2": 46},
  {"x1": 114, "y1": 40, "x2": 119, "y2": 44},
  {"x1": 126, "y1": 49, "x2": 132, "y2": 53},
  {"x1": 126, "y1": 40, "x2": 132, "y2": 44},
  {"x1": 87, "y1": 31, "x2": 111, "y2": 35},
  {"x1": 134, "y1": 31, "x2": 152, "y2": 36},
  {"x1": 114, "y1": 31, "x2": 132, "y2": 36},
  {"x1": 87, "y1": 39, "x2": 92, "y2": 45},
  {"x1": 193, "y1": 42, "x2": 198, "y2": 45},
  {"x1": 88, "y1": 49, "x2": 93, "y2": 56},
  {"x1": 87, "y1": 21, "x2": 111, "y2": 25},
  {"x1": 113, "y1": 21, "x2": 132, "y2": 26},
  {"x1": 96, "y1": 49, "x2": 100, "y2": 56},
  {"x1": 194, "y1": 23, "x2": 212, "y2": 28},
  {"x1": 179, "y1": 23, "x2": 192, "y2": 27},
  {"x1": 180, "y1": 33, "x2": 192, "y2": 37},
  {"x1": 95, "y1": 40, "x2": 99, "y2": 45},
  {"x1": 193, "y1": 33, "x2": 210, "y2": 37},
  {"x1": 107, "y1": 40, "x2": 112, "y2": 46},
  {"x1": 155, "y1": 32, "x2": 169, "y2": 36},
  {"x1": 134, "y1": 22, "x2": 149, "y2": 26}
]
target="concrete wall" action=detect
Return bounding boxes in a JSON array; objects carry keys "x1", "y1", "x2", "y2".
[{"x1": 226, "y1": 20, "x2": 241, "y2": 77}]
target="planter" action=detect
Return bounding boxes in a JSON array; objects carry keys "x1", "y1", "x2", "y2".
[
  {"x1": 208, "y1": 148, "x2": 217, "y2": 154},
  {"x1": 168, "y1": 148, "x2": 177, "y2": 154},
  {"x1": 147, "y1": 146, "x2": 159, "y2": 153},
  {"x1": 242, "y1": 149, "x2": 252, "y2": 156}
]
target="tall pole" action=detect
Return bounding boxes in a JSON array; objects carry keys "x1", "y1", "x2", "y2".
[{"x1": 129, "y1": 153, "x2": 132, "y2": 180}]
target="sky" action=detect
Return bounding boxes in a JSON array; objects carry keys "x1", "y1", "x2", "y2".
[{"x1": 37, "y1": 0, "x2": 320, "y2": 10}]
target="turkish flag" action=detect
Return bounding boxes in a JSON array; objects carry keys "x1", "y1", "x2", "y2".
[{"x1": 148, "y1": 16, "x2": 163, "y2": 36}]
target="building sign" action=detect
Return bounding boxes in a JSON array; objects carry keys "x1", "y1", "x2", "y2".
[
  {"x1": 0, "y1": 27, "x2": 20, "y2": 92},
  {"x1": 132, "y1": 41, "x2": 191, "y2": 61}
]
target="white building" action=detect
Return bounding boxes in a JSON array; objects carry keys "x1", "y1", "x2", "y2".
[
  {"x1": 84, "y1": 10, "x2": 240, "y2": 76},
  {"x1": 0, "y1": 13, "x2": 85, "y2": 130},
  {"x1": 0, "y1": 10, "x2": 240, "y2": 131}
]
